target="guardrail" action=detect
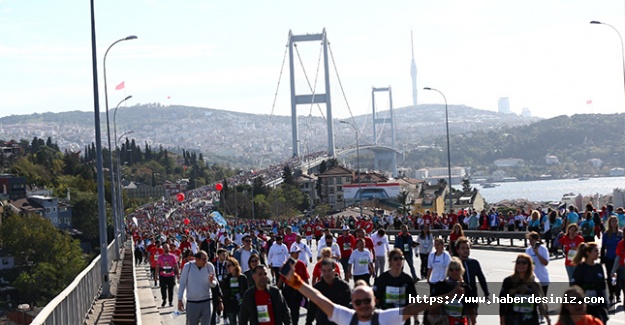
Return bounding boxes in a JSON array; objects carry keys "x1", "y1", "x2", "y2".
[
  {"x1": 322, "y1": 228, "x2": 529, "y2": 247},
  {"x1": 31, "y1": 237, "x2": 119, "y2": 325}
]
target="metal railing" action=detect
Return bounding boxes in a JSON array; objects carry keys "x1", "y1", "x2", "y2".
[{"x1": 30, "y1": 236, "x2": 119, "y2": 325}]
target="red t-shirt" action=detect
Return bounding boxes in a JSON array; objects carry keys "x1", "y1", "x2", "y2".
[
  {"x1": 148, "y1": 246, "x2": 163, "y2": 267},
  {"x1": 422, "y1": 215, "x2": 433, "y2": 226},
  {"x1": 314, "y1": 225, "x2": 324, "y2": 237},
  {"x1": 254, "y1": 289, "x2": 275, "y2": 325},
  {"x1": 554, "y1": 314, "x2": 603, "y2": 325},
  {"x1": 616, "y1": 240, "x2": 625, "y2": 266},
  {"x1": 559, "y1": 235, "x2": 585, "y2": 266},
  {"x1": 312, "y1": 261, "x2": 341, "y2": 282},
  {"x1": 337, "y1": 234, "x2": 356, "y2": 259},
  {"x1": 179, "y1": 241, "x2": 191, "y2": 252}
]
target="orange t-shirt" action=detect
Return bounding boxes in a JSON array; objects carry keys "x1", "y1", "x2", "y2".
[{"x1": 555, "y1": 315, "x2": 603, "y2": 325}]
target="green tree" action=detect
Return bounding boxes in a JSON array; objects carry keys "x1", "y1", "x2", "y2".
[
  {"x1": 282, "y1": 165, "x2": 294, "y2": 185},
  {"x1": 1, "y1": 213, "x2": 86, "y2": 306}
]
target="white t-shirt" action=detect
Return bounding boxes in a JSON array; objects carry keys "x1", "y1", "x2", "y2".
[
  {"x1": 428, "y1": 251, "x2": 451, "y2": 283},
  {"x1": 372, "y1": 234, "x2": 389, "y2": 257},
  {"x1": 317, "y1": 242, "x2": 341, "y2": 258},
  {"x1": 525, "y1": 245, "x2": 550, "y2": 285},
  {"x1": 349, "y1": 249, "x2": 373, "y2": 276},
  {"x1": 330, "y1": 304, "x2": 403, "y2": 325}
]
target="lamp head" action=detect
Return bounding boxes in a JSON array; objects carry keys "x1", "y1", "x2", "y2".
[
  {"x1": 590, "y1": 21, "x2": 602, "y2": 25},
  {"x1": 125, "y1": 35, "x2": 138, "y2": 40},
  {"x1": 423, "y1": 87, "x2": 432, "y2": 90},
  {"x1": 124, "y1": 95, "x2": 133, "y2": 101},
  {"x1": 340, "y1": 120, "x2": 348, "y2": 124}
]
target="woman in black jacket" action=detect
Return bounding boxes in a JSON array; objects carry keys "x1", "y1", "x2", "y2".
[
  {"x1": 221, "y1": 257, "x2": 249, "y2": 325},
  {"x1": 571, "y1": 242, "x2": 609, "y2": 324}
]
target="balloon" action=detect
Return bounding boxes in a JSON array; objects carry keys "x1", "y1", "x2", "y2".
[
  {"x1": 183, "y1": 218, "x2": 190, "y2": 225},
  {"x1": 215, "y1": 183, "x2": 223, "y2": 191},
  {"x1": 176, "y1": 193, "x2": 185, "y2": 202}
]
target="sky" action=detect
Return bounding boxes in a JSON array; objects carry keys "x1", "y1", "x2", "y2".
[{"x1": 1, "y1": 1, "x2": 624, "y2": 120}]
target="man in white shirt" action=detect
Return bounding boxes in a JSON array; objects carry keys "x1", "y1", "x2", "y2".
[
  {"x1": 371, "y1": 229, "x2": 390, "y2": 277},
  {"x1": 317, "y1": 234, "x2": 341, "y2": 261},
  {"x1": 290, "y1": 234, "x2": 313, "y2": 266},
  {"x1": 267, "y1": 235, "x2": 289, "y2": 283}
]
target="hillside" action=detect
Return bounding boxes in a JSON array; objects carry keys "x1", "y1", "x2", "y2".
[{"x1": 0, "y1": 103, "x2": 538, "y2": 168}]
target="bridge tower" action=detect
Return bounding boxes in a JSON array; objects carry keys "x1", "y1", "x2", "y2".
[
  {"x1": 371, "y1": 86, "x2": 398, "y2": 177},
  {"x1": 288, "y1": 29, "x2": 335, "y2": 157}
]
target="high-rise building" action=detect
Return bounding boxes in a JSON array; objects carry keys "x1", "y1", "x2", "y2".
[
  {"x1": 410, "y1": 31, "x2": 417, "y2": 108},
  {"x1": 521, "y1": 107, "x2": 531, "y2": 117},
  {"x1": 498, "y1": 97, "x2": 511, "y2": 114}
]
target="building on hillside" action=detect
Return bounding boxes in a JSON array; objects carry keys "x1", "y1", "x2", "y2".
[
  {"x1": 494, "y1": 158, "x2": 524, "y2": 168},
  {"x1": 545, "y1": 155, "x2": 559, "y2": 165},
  {"x1": 8, "y1": 195, "x2": 73, "y2": 229},
  {"x1": 0, "y1": 250, "x2": 14, "y2": 270},
  {"x1": 294, "y1": 174, "x2": 318, "y2": 207},
  {"x1": 614, "y1": 188, "x2": 625, "y2": 209},
  {"x1": 588, "y1": 158, "x2": 602, "y2": 168},
  {"x1": 521, "y1": 107, "x2": 531, "y2": 117},
  {"x1": 412, "y1": 183, "x2": 447, "y2": 215},
  {"x1": 0, "y1": 144, "x2": 21, "y2": 158},
  {"x1": 610, "y1": 168, "x2": 625, "y2": 177},
  {"x1": 317, "y1": 166, "x2": 354, "y2": 211},
  {"x1": 0, "y1": 174, "x2": 26, "y2": 200},
  {"x1": 415, "y1": 167, "x2": 466, "y2": 185},
  {"x1": 498, "y1": 97, "x2": 511, "y2": 114},
  {"x1": 355, "y1": 171, "x2": 388, "y2": 184},
  {"x1": 454, "y1": 188, "x2": 485, "y2": 212},
  {"x1": 396, "y1": 177, "x2": 425, "y2": 206}
]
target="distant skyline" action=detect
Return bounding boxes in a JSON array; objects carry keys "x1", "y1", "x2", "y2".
[{"x1": 1, "y1": 1, "x2": 624, "y2": 119}]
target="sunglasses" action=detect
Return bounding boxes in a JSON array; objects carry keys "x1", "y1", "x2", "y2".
[
  {"x1": 244, "y1": 240, "x2": 252, "y2": 243},
  {"x1": 353, "y1": 298, "x2": 372, "y2": 307},
  {"x1": 391, "y1": 256, "x2": 404, "y2": 261},
  {"x1": 516, "y1": 260, "x2": 529, "y2": 265}
]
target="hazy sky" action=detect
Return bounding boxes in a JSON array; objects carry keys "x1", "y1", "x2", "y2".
[{"x1": 1, "y1": 1, "x2": 624, "y2": 119}]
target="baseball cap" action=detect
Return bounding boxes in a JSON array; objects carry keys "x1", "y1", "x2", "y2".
[
  {"x1": 290, "y1": 245, "x2": 301, "y2": 253},
  {"x1": 342, "y1": 226, "x2": 350, "y2": 231}
]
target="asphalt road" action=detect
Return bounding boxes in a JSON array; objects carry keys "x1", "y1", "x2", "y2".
[{"x1": 140, "y1": 242, "x2": 625, "y2": 325}]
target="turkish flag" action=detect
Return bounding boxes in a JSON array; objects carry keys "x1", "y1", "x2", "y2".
[{"x1": 115, "y1": 81, "x2": 125, "y2": 90}]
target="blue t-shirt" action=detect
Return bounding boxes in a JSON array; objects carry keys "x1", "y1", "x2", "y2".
[
  {"x1": 567, "y1": 212, "x2": 579, "y2": 225},
  {"x1": 602, "y1": 231, "x2": 623, "y2": 259}
]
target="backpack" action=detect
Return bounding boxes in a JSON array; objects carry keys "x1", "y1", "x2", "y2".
[
  {"x1": 581, "y1": 221, "x2": 593, "y2": 236},
  {"x1": 350, "y1": 310, "x2": 380, "y2": 325}
]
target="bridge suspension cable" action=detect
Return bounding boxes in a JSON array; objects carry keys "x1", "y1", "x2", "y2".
[
  {"x1": 260, "y1": 41, "x2": 289, "y2": 169},
  {"x1": 294, "y1": 43, "x2": 326, "y2": 120}
]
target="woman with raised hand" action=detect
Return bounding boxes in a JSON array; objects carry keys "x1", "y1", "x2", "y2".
[
  {"x1": 498, "y1": 253, "x2": 550, "y2": 325},
  {"x1": 571, "y1": 242, "x2": 609, "y2": 324}
]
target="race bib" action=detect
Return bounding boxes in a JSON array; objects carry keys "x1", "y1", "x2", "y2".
[
  {"x1": 385, "y1": 286, "x2": 406, "y2": 306},
  {"x1": 230, "y1": 277, "x2": 239, "y2": 288},
  {"x1": 512, "y1": 294, "x2": 533, "y2": 314},
  {"x1": 154, "y1": 253, "x2": 160, "y2": 260},
  {"x1": 218, "y1": 274, "x2": 223, "y2": 281},
  {"x1": 567, "y1": 249, "x2": 576, "y2": 261},
  {"x1": 444, "y1": 301, "x2": 463, "y2": 317},
  {"x1": 358, "y1": 258, "x2": 368, "y2": 266},
  {"x1": 404, "y1": 243, "x2": 410, "y2": 252},
  {"x1": 257, "y1": 305, "x2": 270, "y2": 323},
  {"x1": 343, "y1": 243, "x2": 351, "y2": 250}
]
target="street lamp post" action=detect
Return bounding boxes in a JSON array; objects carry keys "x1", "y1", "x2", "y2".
[
  {"x1": 424, "y1": 87, "x2": 453, "y2": 213},
  {"x1": 109, "y1": 95, "x2": 132, "y2": 241},
  {"x1": 115, "y1": 129, "x2": 133, "y2": 240},
  {"x1": 103, "y1": 35, "x2": 137, "y2": 259},
  {"x1": 340, "y1": 120, "x2": 363, "y2": 216},
  {"x1": 89, "y1": 0, "x2": 111, "y2": 297},
  {"x1": 590, "y1": 21, "x2": 625, "y2": 99}
]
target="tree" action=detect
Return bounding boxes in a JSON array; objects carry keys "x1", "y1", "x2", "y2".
[
  {"x1": 396, "y1": 190, "x2": 411, "y2": 216},
  {"x1": 319, "y1": 160, "x2": 327, "y2": 174},
  {"x1": 462, "y1": 178, "x2": 472, "y2": 192},
  {"x1": 282, "y1": 165, "x2": 294, "y2": 185},
  {"x1": 1, "y1": 213, "x2": 86, "y2": 306}
]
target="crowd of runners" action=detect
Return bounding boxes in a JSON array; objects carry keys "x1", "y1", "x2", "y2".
[{"x1": 128, "y1": 186, "x2": 624, "y2": 325}]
